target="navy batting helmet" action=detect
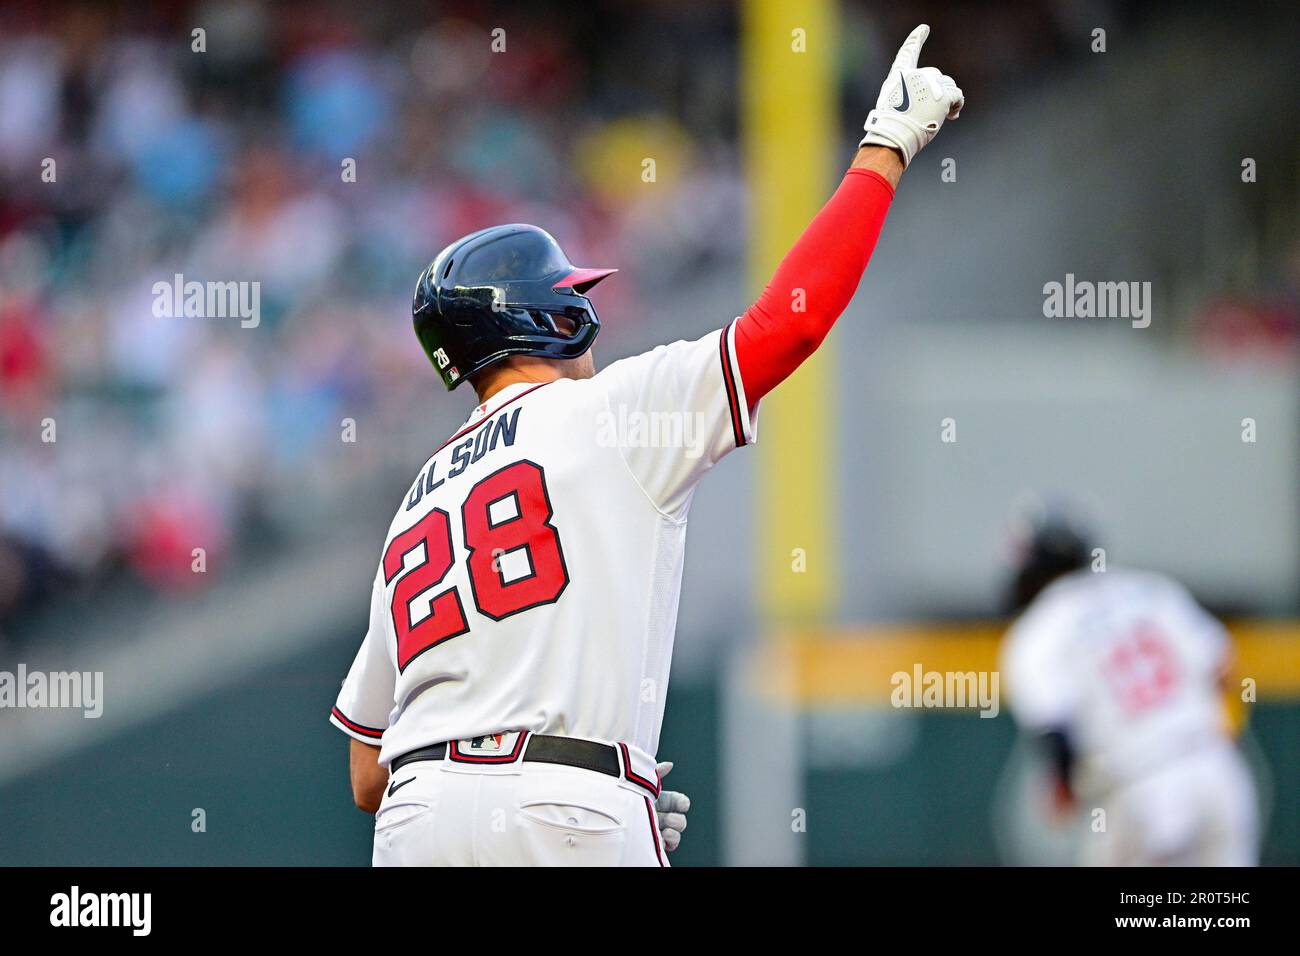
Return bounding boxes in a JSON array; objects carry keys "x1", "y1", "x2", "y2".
[{"x1": 412, "y1": 224, "x2": 616, "y2": 390}]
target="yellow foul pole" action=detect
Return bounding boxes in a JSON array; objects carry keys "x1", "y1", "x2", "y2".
[{"x1": 741, "y1": 0, "x2": 839, "y2": 626}]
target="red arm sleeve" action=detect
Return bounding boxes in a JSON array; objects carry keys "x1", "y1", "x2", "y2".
[{"x1": 733, "y1": 167, "x2": 895, "y2": 406}]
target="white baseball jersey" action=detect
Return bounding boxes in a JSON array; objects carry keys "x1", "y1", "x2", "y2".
[
  {"x1": 331, "y1": 323, "x2": 756, "y2": 767},
  {"x1": 1001, "y1": 568, "x2": 1232, "y2": 796}
]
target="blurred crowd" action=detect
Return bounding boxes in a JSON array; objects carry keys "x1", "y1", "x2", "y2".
[
  {"x1": 5, "y1": 0, "x2": 1283, "y2": 636},
  {"x1": 0, "y1": 0, "x2": 752, "y2": 634}
]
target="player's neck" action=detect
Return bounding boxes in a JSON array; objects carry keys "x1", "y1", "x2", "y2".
[{"x1": 472, "y1": 361, "x2": 566, "y2": 405}]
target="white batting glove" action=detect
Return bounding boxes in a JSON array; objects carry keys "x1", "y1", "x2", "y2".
[
  {"x1": 859, "y1": 24, "x2": 964, "y2": 167},
  {"x1": 655, "y1": 761, "x2": 690, "y2": 853}
]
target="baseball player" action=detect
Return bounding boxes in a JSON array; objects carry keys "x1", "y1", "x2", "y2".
[
  {"x1": 1000, "y1": 508, "x2": 1259, "y2": 866},
  {"x1": 330, "y1": 25, "x2": 963, "y2": 865}
]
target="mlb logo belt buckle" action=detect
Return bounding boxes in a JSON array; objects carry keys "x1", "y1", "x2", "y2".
[{"x1": 448, "y1": 731, "x2": 528, "y2": 764}]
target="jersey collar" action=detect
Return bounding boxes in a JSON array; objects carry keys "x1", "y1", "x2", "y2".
[{"x1": 464, "y1": 382, "x2": 547, "y2": 427}]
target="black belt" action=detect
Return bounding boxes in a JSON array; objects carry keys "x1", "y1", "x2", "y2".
[{"x1": 391, "y1": 734, "x2": 654, "y2": 795}]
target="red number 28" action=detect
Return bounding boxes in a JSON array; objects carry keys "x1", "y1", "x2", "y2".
[{"x1": 383, "y1": 460, "x2": 568, "y2": 671}]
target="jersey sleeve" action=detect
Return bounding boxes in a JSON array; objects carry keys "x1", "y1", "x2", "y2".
[
  {"x1": 1190, "y1": 601, "x2": 1233, "y2": 679},
  {"x1": 1000, "y1": 611, "x2": 1078, "y2": 733},
  {"x1": 329, "y1": 572, "x2": 396, "y2": 745},
  {"x1": 594, "y1": 322, "x2": 758, "y2": 515}
]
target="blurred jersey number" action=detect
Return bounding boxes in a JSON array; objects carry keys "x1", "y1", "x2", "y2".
[{"x1": 1101, "y1": 624, "x2": 1178, "y2": 714}]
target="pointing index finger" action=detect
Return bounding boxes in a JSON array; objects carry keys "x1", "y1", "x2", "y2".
[{"x1": 892, "y1": 23, "x2": 930, "y2": 73}]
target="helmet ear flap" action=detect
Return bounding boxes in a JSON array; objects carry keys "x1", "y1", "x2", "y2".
[
  {"x1": 531, "y1": 310, "x2": 581, "y2": 337},
  {"x1": 529, "y1": 309, "x2": 558, "y2": 334}
]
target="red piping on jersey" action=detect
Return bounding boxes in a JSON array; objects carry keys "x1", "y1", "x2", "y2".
[
  {"x1": 718, "y1": 320, "x2": 746, "y2": 448},
  {"x1": 644, "y1": 796, "x2": 666, "y2": 866},
  {"x1": 732, "y1": 167, "x2": 894, "y2": 406},
  {"x1": 619, "y1": 742, "x2": 661, "y2": 797},
  {"x1": 331, "y1": 705, "x2": 384, "y2": 738},
  {"x1": 434, "y1": 382, "x2": 552, "y2": 455}
]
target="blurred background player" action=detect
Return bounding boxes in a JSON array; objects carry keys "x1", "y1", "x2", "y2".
[{"x1": 999, "y1": 504, "x2": 1259, "y2": 866}]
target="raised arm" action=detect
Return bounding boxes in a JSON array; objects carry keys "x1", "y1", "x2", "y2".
[{"x1": 733, "y1": 24, "x2": 964, "y2": 406}]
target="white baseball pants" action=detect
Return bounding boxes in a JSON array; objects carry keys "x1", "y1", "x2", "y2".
[
  {"x1": 372, "y1": 753, "x2": 668, "y2": 867},
  {"x1": 1083, "y1": 741, "x2": 1259, "y2": 866}
]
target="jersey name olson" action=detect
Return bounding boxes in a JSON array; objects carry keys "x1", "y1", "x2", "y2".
[{"x1": 406, "y1": 408, "x2": 522, "y2": 511}]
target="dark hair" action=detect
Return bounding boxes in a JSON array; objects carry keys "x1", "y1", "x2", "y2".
[{"x1": 1005, "y1": 515, "x2": 1092, "y2": 613}]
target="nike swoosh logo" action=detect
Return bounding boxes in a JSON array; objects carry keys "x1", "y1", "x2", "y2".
[
  {"x1": 894, "y1": 72, "x2": 910, "y2": 112},
  {"x1": 387, "y1": 776, "x2": 416, "y2": 797}
]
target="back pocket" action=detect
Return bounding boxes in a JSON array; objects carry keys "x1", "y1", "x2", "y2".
[
  {"x1": 375, "y1": 800, "x2": 433, "y2": 834},
  {"x1": 517, "y1": 800, "x2": 622, "y2": 835},
  {"x1": 514, "y1": 798, "x2": 627, "y2": 866}
]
